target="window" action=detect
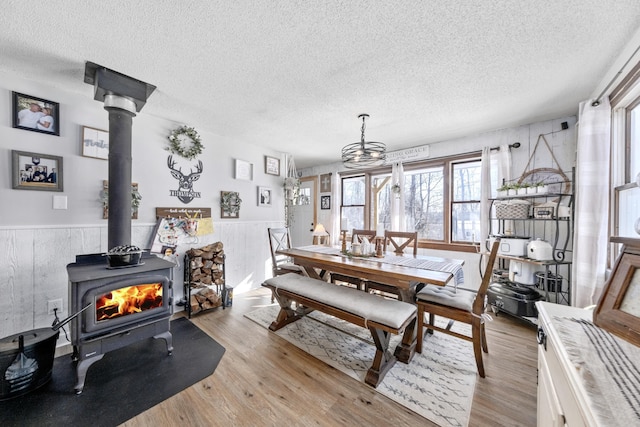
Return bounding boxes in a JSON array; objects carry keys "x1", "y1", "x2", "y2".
[
  {"x1": 629, "y1": 99, "x2": 640, "y2": 183},
  {"x1": 340, "y1": 175, "x2": 366, "y2": 230},
  {"x1": 341, "y1": 154, "x2": 481, "y2": 251},
  {"x1": 451, "y1": 160, "x2": 482, "y2": 243},
  {"x1": 609, "y1": 60, "x2": 640, "y2": 245}
]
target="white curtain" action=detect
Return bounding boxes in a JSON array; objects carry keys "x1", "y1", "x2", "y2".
[
  {"x1": 331, "y1": 171, "x2": 342, "y2": 244},
  {"x1": 480, "y1": 145, "x2": 512, "y2": 246},
  {"x1": 572, "y1": 98, "x2": 611, "y2": 308},
  {"x1": 390, "y1": 162, "x2": 405, "y2": 231},
  {"x1": 480, "y1": 147, "x2": 492, "y2": 247}
]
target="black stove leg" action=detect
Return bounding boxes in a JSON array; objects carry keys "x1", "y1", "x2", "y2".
[
  {"x1": 74, "y1": 354, "x2": 104, "y2": 394},
  {"x1": 154, "y1": 331, "x2": 173, "y2": 355}
]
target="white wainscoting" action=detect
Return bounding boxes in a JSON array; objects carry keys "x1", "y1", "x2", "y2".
[{"x1": 0, "y1": 221, "x2": 283, "y2": 339}]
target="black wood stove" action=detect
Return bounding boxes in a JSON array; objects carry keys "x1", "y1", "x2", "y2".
[{"x1": 67, "y1": 253, "x2": 174, "y2": 394}]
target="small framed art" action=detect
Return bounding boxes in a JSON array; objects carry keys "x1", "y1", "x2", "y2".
[
  {"x1": 82, "y1": 126, "x2": 109, "y2": 159},
  {"x1": 258, "y1": 186, "x2": 272, "y2": 207},
  {"x1": 12, "y1": 92, "x2": 60, "y2": 136},
  {"x1": 235, "y1": 159, "x2": 253, "y2": 181},
  {"x1": 320, "y1": 173, "x2": 332, "y2": 193},
  {"x1": 321, "y1": 195, "x2": 331, "y2": 210},
  {"x1": 12, "y1": 150, "x2": 63, "y2": 192},
  {"x1": 221, "y1": 191, "x2": 241, "y2": 218},
  {"x1": 265, "y1": 156, "x2": 280, "y2": 176}
]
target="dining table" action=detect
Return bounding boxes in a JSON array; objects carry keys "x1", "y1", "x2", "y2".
[{"x1": 276, "y1": 245, "x2": 465, "y2": 302}]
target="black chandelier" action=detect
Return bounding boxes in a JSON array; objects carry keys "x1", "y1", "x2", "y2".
[{"x1": 341, "y1": 114, "x2": 386, "y2": 169}]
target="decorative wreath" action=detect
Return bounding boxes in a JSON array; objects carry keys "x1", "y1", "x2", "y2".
[
  {"x1": 221, "y1": 191, "x2": 242, "y2": 214},
  {"x1": 167, "y1": 126, "x2": 204, "y2": 160}
]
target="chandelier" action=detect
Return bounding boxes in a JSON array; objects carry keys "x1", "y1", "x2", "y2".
[{"x1": 341, "y1": 114, "x2": 386, "y2": 169}]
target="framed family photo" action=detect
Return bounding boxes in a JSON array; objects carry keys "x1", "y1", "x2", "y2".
[
  {"x1": 258, "y1": 186, "x2": 272, "y2": 207},
  {"x1": 12, "y1": 92, "x2": 60, "y2": 136},
  {"x1": 265, "y1": 156, "x2": 280, "y2": 176},
  {"x1": 12, "y1": 150, "x2": 63, "y2": 192},
  {"x1": 82, "y1": 126, "x2": 109, "y2": 159}
]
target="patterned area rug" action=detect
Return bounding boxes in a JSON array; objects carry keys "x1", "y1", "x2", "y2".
[{"x1": 245, "y1": 304, "x2": 476, "y2": 427}]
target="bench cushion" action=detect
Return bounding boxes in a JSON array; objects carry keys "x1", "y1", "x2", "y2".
[
  {"x1": 264, "y1": 273, "x2": 416, "y2": 330},
  {"x1": 416, "y1": 284, "x2": 475, "y2": 312}
]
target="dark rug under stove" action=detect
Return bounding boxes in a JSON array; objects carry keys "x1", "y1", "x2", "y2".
[{"x1": 0, "y1": 317, "x2": 225, "y2": 427}]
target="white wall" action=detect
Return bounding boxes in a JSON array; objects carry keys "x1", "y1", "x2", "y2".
[{"x1": 0, "y1": 70, "x2": 287, "y2": 338}]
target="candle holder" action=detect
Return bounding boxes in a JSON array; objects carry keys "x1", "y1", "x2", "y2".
[
  {"x1": 340, "y1": 230, "x2": 348, "y2": 253},
  {"x1": 375, "y1": 236, "x2": 385, "y2": 258}
]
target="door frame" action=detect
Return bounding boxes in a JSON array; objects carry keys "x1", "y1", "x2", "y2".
[{"x1": 301, "y1": 175, "x2": 318, "y2": 229}]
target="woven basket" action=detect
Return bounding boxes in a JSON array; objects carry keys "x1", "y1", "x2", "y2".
[{"x1": 495, "y1": 200, "x2": 530, "y2": 219}]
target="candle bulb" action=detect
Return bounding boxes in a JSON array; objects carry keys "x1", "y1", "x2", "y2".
[{"x1": 376, "y1": 223, "x2": 385, "y2": 237}]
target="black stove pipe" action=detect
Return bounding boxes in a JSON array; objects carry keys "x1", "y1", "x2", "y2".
[
  {"x1": 84, "y1": 62, "x2": 156, "y2": 250},
  {"x1": 106, "y1": 105, "x2": 134, "y2": 249}
]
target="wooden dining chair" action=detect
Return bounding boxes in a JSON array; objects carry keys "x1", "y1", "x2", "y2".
[
  {"x1": 267, "y1": 227, "x2": 304, "y2": 300},
  {"x1": 351, "y1": 229, "x2": 376, "y2": 244},
  {"x1": 365, "y1": 231, "x2": 419, "y2": 298},
  {"x1": 415, "y1": 238, "x2": 500, "y2": 378},
  {"x1": 330, "y1": 229, "x2": 376, "y2": 290},
  {"x1": 383, "y1": 230, "x2": 418, "y2": 255}
]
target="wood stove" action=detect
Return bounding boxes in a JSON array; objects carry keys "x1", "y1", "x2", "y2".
[{"x1": 67, "y1": 252, "x2": 174, "y2": 394}]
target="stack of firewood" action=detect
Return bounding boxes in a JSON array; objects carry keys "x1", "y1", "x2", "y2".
[{"x1": 186, "y1": 242, "x2": 225, "y2": 314}]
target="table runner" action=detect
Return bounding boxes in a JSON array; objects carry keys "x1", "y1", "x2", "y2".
[
  {"x1": 296, "y1": 245, "x2": 464, "y2": 286},
  {"x1": 554, "y1": 316, "x2": 640, "y2": 425}
]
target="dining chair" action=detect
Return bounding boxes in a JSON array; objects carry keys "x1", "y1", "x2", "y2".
[
  {"x1": 365, "y1": 231, "x2": 419, "y2": 298},
  {"x1": 415, "y1": 238, "x2": 500, "y2": 378},
  {"x1": 351, "y1": 229, "x2": 376, "y2": 244},
  {"x1": 330, "y1": 229, "x2": 376, "y2": 290},
  {"x1": 383, "y1": 230, "x2": 418, "y2": 255},
  {"x1": 267, "y1": 227, "x2": 304, "y2": 300}
]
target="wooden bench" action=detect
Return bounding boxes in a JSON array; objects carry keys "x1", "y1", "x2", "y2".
[{"x1": 262, "y1": 273, "x2": 417, "y2": 388}]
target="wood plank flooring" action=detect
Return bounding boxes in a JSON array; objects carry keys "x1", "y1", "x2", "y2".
[{"x1": 122, "y1": 288, "x2": 538, "y2": 427}]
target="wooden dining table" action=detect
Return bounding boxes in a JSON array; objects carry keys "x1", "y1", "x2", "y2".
[{"x1": 276, "y1": 245, "x2": 464, "y2": 302}]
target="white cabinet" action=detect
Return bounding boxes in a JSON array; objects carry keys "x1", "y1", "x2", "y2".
[{"x1": 536, "y1": 302, "x2": 599, "y2": 427}]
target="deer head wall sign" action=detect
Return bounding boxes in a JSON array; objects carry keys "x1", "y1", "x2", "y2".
[{"x1": 167, "y1": 155, "x2": 203, "y2": 204}]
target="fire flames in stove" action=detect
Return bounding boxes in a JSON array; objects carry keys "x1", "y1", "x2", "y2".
[{"x1": 95, "y1": 283, "x2": 163, "y2": 321}]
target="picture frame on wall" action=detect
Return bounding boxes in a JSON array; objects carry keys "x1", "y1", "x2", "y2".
[
  {"x1": 12, "y1": 92, "x2": 60, "y2": 136},
  {"x1": 265, "y1": 156, "x2": 280, "y2": 176},
  {"x1": 321, "y1": 195, "x2": 331, "y2": 210},
  {"x1": 12, "y1": 150, "x2": 63, "y2": 192},
  {"x1": 220, "y1": 191, "x2": 241, "y2": 218},
  {"x1": 320, "y1": 173, "x2": 332, "y2": 193},
  {"x1": 82, "y1": 126, "x2": 109, "y2": 160},
  {"x1": 258, "y1": 186, "x2": 272, "y2": 207},
  {"x1": 235, "y1": 159, "x2": 253, "y2": 181}
]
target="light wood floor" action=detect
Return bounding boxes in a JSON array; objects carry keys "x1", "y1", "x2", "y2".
[{"x1": 122, "y1": 288, "x2": 538, "y2": 427}]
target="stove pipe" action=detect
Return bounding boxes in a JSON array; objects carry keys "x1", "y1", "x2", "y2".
[{"x1": 84, "y1": 62, "x2": 156, "y2": 249}]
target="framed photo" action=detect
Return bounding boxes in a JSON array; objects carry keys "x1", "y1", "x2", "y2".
[
  {"x1": 594, "y1": 237, "x2": 640, "y2": 347},
  {"x1": 82, "y1": 126, "x2": 109, "y2": 159},
  {"x1": 235, "y1": 159, "x2": 253, "y2": 181},
  {"x1": 12, "y1": 150, "x2": 63, "y2": 192},
  {"x1": 258, "y1": 186, "x2": 272, "y2": 207},
  {"x1": 265, "y1": 156, "x2": 280, "y2": 176},
  {"x1": 321, "y1": 195, "x2": 331, "y2": 210},
  {"x1": 12, "y1": 92, "x2": 60, "y2": 136}
]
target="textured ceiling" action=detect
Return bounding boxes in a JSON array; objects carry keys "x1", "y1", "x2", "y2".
[{"x1": 2, "y1": 1, "x2": 640, "y2": 168}]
